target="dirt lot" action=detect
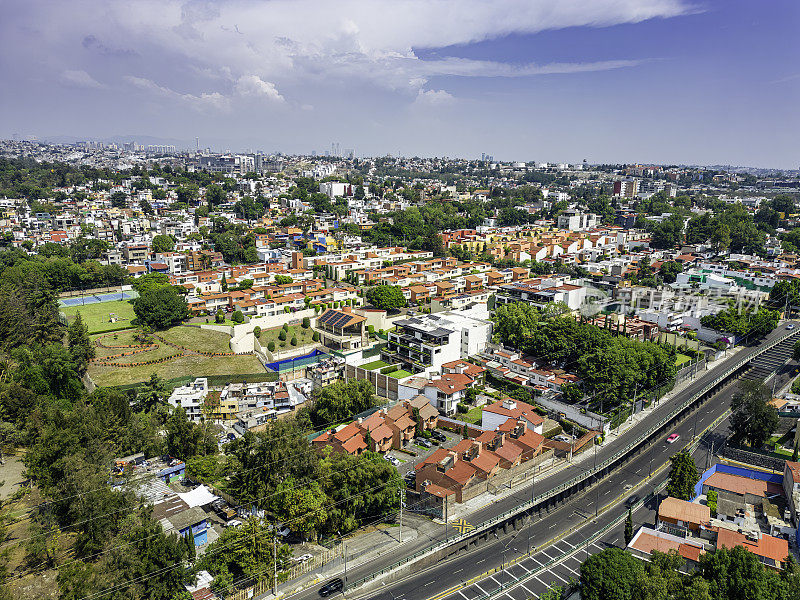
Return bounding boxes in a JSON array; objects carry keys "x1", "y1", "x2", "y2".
[{"x1": 0, "y1": 454, "x2": 27, "y2": 500}]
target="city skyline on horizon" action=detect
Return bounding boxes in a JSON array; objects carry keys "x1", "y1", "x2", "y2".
[{"x1": 2, "y1": 0, "x2": 798, "y2": 169}]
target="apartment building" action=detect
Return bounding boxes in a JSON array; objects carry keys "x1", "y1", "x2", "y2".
[{"x1": 382, "y1": 310, "x2": 492, "y2": 376}]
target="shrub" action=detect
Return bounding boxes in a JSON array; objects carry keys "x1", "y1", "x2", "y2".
[
  {"x1": 284, "y1": 306, "x2": 290, "y2": 313},
  {"x1": 278, "y1": 329, "x2": 287, "y2": 341},
  {"x1": 267, "y1": 341, "x2": 275, "y2": 352},
  {"x1": 456, "y1": 402, "x2": 469, "y2": 414},
  {"x1": 367, "y1": 325, "x2": 375, "y2": 335},
  {"x1": 253, "y1": 326, "x2": 261, "y2": 338},
  {"x1": 312, "y1": 331, "x2": 320, "y2": 342},
  {"x1": 302, "y1": 317, "x2": 310, "y2": 329},
  {"x1": 231, "y1": 310, "x2": 244, "y2": 324},
  {"x1": 282, "y1": 323, "x2": 289, "y2": 332},
  {"x1": 290, "y1": 336, "x2": 298, "y2": 346},
  {"x1": 707, "y1": 490, "x2": 718, "y2": 517},
  {"x1": 314, "y1": 305, "x2": 321, "y2": 313},
  {"x1": 215, "y1": 310, "x2": 225, "y2": 324}
]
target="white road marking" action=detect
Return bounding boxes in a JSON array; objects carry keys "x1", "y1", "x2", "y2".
[{"x1": 547, "y1": 570, "x2": 569, "y2": 584}]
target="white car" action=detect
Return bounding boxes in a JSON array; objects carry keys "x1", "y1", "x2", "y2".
[
  {"x1": 294, "y1": 553, "x2": 313, "y2": 563},
  {"x1": 226, "y1": 520, "x2": 243, "y2": 528},
  {"x1": 787, "y1": 324, "x2": 795, "y2": 330}
]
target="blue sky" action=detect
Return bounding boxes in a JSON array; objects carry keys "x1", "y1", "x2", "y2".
[{"x1": 1, "y1": 0, "x2": 797, "y2": 167}]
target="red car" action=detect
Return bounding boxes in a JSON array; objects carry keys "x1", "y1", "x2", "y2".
[{"x1": 666, "y1": 433, "x2": 680, "y2": 444}]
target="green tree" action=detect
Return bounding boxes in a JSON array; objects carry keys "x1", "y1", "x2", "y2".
[
  {"x1": 151, "y1": 234, "x2": 176, "y2": 253},
  {"x1": 274, "y1": 274, "x2": 293, "y2": 285},
  {"x1": 580, "y1": 547, "x2": 644, "y2": 600},
  {"x1": 165, "y1": 408, "x2": 218, "y2": 460},
  {"x1": 306, "y1": 379, "x2": 378, "y2": 427},
  {"x1": 366, "y1": 285, "x2": 407, "y2": 311},
  {"x1": 624, "y1": 509, "x2": 634, "y2": 546},
  {"x1": 231, "y1": 310, "x2": 244, "y2": 324},
  {"x1": 290, "y1": 336, "x2": 298, "y2": 346},
  {"x1": 133, "y1": 286, "x2": 189, "y2": 329},
  {"x1": 666, "y1": 450, "x2": 699, "y2": 501},
  {"x1": 267, "y1": 341, "x2": 276, "y2": 351},
  {"x1": 176, "y1": 184, "x2": 199, "y2": 205},
  {"x1": 729, "y1": 380, "x2": 779, "y2": 449},
  {"x1": 67, "y1": 312, "x2": 94, "y2": 374},
  {"x1": 658, "y1": 261, "x2": 683, "y2": 284},
  {"x1": 205, "y1": 184, "x2": 226, "y2": 207},
  {"x1": 273, "y1": 477, "x2": 327, "y2": 540}
]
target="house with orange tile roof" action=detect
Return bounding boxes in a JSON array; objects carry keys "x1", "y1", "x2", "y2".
[
  {"x1": 716, "y1": 528, "x2": 789, "y2": 570},
  {"x1": 657, "y1": 497, "x2": 711, "y2": 534},
  {"x1": 481, "y1": 398, "x2": 544, "y2": 434}
]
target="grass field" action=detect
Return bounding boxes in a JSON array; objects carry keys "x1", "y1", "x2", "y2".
[
  {"x1": 387, "y1": 369, "x2": 412, "y2": 379},
  {"x1": 361, "y1": 360, "x2": 389, "y2": 370},
  {"x1": 675, "y1": 353, "x2": 692, "y2": 366},
  {"x1": 88, "y1": 326, "x2": 263, "y2": 387},
  {"x1": 460, "y1": 406, "x2": 483, "y2": 424},
  {"x1": 62, "y1": 299, "x2": 136, "y2": 334},
  {"x1": 259, "y1": 323, "x2": 315, "y2": 351}
]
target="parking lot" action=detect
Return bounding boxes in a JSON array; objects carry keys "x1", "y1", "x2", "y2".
[{"x1": 385, "y1": 429, "x2": 462, "y2": 476}]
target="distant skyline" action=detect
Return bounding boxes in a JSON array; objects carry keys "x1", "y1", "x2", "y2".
[{"x1": 1, "y1": 0, "x2": 798, "y2": 169}]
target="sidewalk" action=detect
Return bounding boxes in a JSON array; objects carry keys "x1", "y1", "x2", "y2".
[{"x1": 272, "y1": 346, "x2": 743, "y2": 598}]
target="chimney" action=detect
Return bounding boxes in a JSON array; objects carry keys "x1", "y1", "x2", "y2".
[
  {"x1": 502, "y1": 398, "x2": 517, "y2": 411},
  {"x1": 343, "y1": 305, "x2": 352, "y2": 313}
]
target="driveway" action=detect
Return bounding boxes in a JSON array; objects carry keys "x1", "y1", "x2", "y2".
[{"x1": 386, "y1": 429, "x2": 462, "y2": 475}]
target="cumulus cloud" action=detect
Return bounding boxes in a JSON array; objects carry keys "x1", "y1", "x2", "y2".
[
  {"x1": 59, "y1": 69, "x2": 105, "y2": 89},
  {"x1": 412, "y1": 88, "x2": 455, "y2": 108},
  {"x1": 124, "y1": 75, "x2": 230, "y2": 112},
  {"x1": 234, "y1": 75, "x2": 285, "y2": 102},
  {"x1": 3, "y1": 0, "x2": 694, "y2": 108}
]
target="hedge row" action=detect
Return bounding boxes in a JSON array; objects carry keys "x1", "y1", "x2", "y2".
[
  {"x1": 90, "y1": 345, "x2": 159, "y2": 362},
  {"x1": 152, "y1": 334, "x2": 243, "y2": 357},
  {"x1": 93, "y1": 352, "x2": 185, "y2": 368}
]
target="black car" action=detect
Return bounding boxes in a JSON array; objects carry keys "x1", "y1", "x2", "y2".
[
  {"x1": 624, "y1": 494, "x2": 640, "y2": 508},
  {"x1": 318, "y1": 578, "x2": 344, "y2": 596},
  {"x1": 431, "y1": 430, "x2": 447, "y2": 442}
]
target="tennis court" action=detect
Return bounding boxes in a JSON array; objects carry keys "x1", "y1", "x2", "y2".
[{"x1": 60, "y1": 291, "x2": 136, "y2": 307}]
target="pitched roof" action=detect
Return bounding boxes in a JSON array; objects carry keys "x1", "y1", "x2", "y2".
[
  {"x1": 484, "y1": 399, "x2": 544, "y2": 426},
  {"x1": 716, "y1": 528, "x2": 789, "y2": 564},
  {"x1": 658, "y1": 497, "x2": 710, "y2": 526},
  {"x1": 704, "y1": 472, "x2": 783, "y2": 498}
]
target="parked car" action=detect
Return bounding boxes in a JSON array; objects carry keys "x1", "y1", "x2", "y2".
[
  {"x1": 318, "y1": 578, "x2": 344, "y2": 596},
  {"x1": 666, "y1": 433, "x2": 680, "y2": 444},
  {"x1": 384, "y1": 455, "x2": 400, "y2": 466},
  {"x1": 276, "y1": 526, "x2": 291, "y2": 537},
  {"x1": 416, "y1": 437, "x2": 432, "y2": 448},
  {"x1": 431, "y1": 430, "x2": 447, "y2": 442},
  {"x1": 226, "y1": 519, "x2": 243, "y2": 528},
  {"x1": 294, "y1": 553, "x2": 313, "y2": 563},
  {"x1": 787, "y1": 324, "x2": 795, "y2": 330}
]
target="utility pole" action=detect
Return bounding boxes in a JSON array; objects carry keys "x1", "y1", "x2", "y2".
[
  {"x1": 398, "y1": 488, "x2": 403, "y2": 543},
  {"x1": 594, "y1": 438, "x2": 600, "y2": 517},
  {"x1": 343, "y1": 542, "x2": 347, "y2": 591},
  {"x1": 528, "y1": 473, "x2": 536, "y2": 554},
  {"x1": 272, "y1": 534, "x2": 277, "y2": 596}
]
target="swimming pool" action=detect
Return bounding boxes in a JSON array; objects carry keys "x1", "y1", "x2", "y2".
[
  {"x1": 265, "y1": 348, "x2": 327, "y2": 372},
  {"x1": 60, "y1": 292, "x2": 135, "y2": 307}
]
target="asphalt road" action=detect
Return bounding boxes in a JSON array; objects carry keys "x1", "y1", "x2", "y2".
[
  {"x1": 286, "y1": 324, "x2": 798, "y2": 600},
  {"x1": 360, "y1": 357, "x2": 798, "y2": 600}
]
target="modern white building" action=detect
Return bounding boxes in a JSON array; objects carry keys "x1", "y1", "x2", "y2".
[
  {"x1": 382, "y1": 309, "x2": 492, "y2": 376},
  {"x1": 167, "y1": 378, "x2": 208, "y2": 422}
]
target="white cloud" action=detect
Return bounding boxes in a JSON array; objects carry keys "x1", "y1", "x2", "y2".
[
  {"x1": 124, "y1": 75, "x2": 230, "y2": 112},
  {"x1": 413, "y1": 88, "x2": 455, "y2": 108},
  {"x1": 5, "y1": 0, "x2": 695, "y2": 106},
  {"x1": 234, "y1": 75, "x2": 285, "y2": 102},
  {"x1": 59, "y1": 69, "x2": 105, "y2": 89}
]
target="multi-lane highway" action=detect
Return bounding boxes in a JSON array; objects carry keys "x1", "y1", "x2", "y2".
[{"x1": 284, "y1": 324, "x2": 798, "y2": 600}]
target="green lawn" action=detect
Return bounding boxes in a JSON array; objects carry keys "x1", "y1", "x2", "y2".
[
  {"x1": 460, "y1": 406, "x2": 483, "y2": 425},
  {"x1": 88, "y1": 326, "x2": 262, "y2": 387},
  {"x1": 361, "y1": 360, "x2": 389, "y2": 370},
  {"x1": 259, "y1": 324, "x2": 315, "y2": 351},
  {"x1": 62, "y1": 299, "x2": 136, "y2": 334},
  {"x1": 675, "y1": 353, "x2": 692, "y2": 366},
  {"x1": 387, "y1": 369, "x2": 412, "y2": 379}
]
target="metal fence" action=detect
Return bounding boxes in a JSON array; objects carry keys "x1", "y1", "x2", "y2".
[{"x1": 348, "y1": 330, "x2": 798, "y2": 590}]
